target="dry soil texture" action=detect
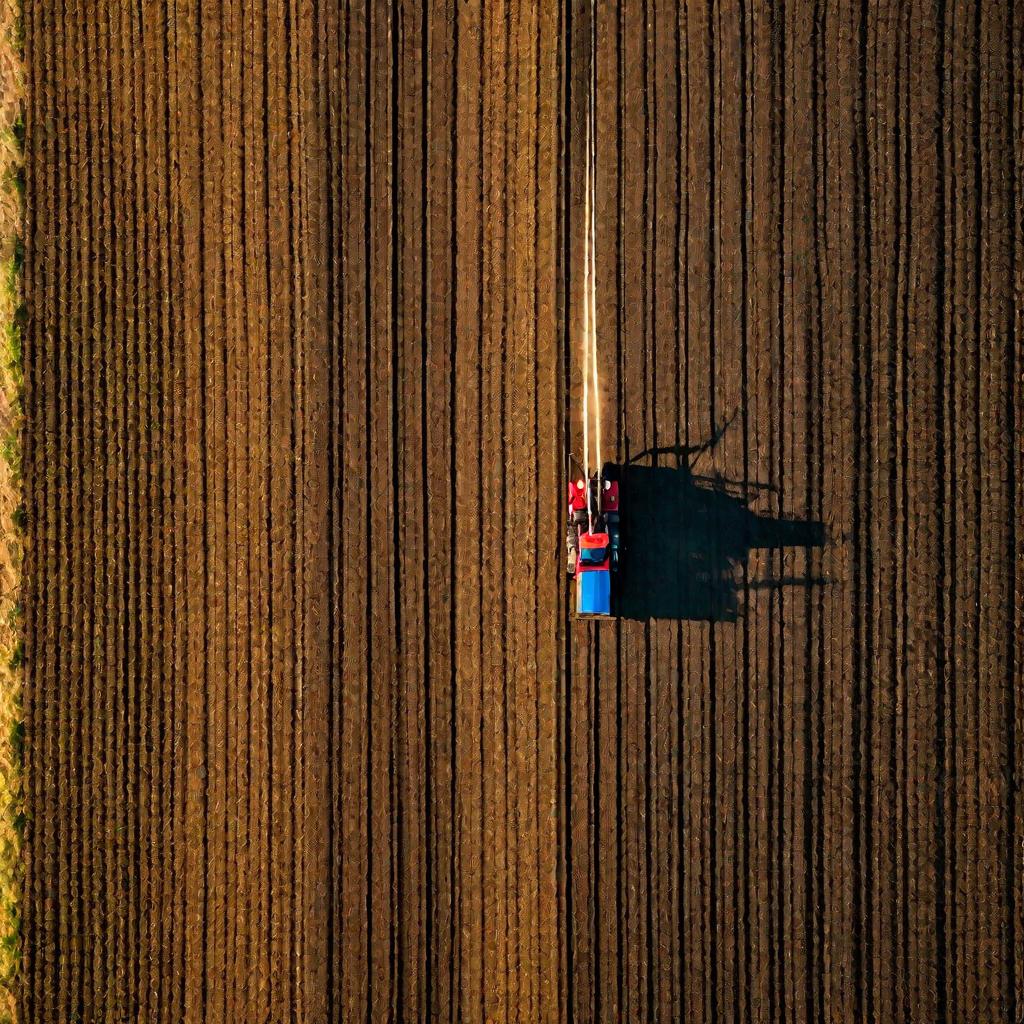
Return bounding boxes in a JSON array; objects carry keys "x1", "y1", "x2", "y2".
[{"x1": 21, "y1": 1, "x2": 1023, "y2": 1022}]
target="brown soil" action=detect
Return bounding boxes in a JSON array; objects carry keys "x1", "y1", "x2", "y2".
[
  {"x1": 21, "y1": 2, "x2": 1022, "y2": 1022},
  {"x1": 0, "y1": 1, "x2": 21, "y2": 1020}
]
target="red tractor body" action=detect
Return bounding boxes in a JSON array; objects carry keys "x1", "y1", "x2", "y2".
[{"x1": 566, "y1": 472, "x2": 621, "y2": 616}]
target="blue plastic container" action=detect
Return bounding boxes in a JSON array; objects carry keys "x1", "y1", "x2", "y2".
[{"x1": 577, "y1": 570, "x2": 611, "y2": 616}]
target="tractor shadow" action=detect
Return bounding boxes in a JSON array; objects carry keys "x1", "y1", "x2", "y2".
[{"x1": 610, "y1": 447, "x2": 826, "y2": 622}]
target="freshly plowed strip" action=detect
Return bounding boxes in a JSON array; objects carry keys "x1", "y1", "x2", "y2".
[{"x1": 559, "y1": 1, "x2": 1023, "y2": 1021}]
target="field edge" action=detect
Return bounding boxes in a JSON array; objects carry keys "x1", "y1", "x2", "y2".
[{"x1": 0, "y1": 0, "x2": 21, "y2": 1018}]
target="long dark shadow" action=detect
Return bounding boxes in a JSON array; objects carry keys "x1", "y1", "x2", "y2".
[{"x1": 609, "y1": 437, "x2": 826, "y2": 621}]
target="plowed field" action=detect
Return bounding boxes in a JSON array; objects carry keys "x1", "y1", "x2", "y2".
[{"x1": 22, "y1": 1, "x2": 1022, "y2": 1022}]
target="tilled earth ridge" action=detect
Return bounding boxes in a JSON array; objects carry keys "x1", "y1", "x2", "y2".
[{"x1": 21, "y1": 1, "x2": 1023, "y2": 1022}]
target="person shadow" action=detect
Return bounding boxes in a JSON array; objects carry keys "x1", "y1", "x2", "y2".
[{"x1": 608, "y1": 427, "x2": 827, "y2": 621}]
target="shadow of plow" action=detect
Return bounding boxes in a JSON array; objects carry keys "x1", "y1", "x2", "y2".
[{"x1": 609, "y1": 448, "x2": 826, "y2": 622}]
